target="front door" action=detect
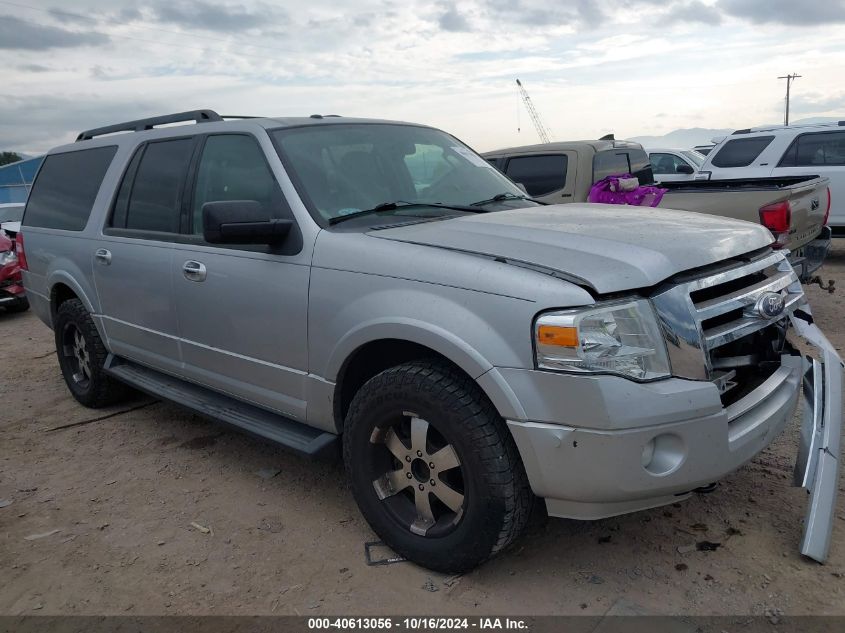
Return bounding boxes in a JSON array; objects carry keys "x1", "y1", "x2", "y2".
[{"x1": 171, "y1": 133, "x2": 311, "y2": 421}]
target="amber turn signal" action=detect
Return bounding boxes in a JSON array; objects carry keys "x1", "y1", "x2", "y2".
[{"x1": 537, "y1": 325, "x2": 578, "y2": 347}]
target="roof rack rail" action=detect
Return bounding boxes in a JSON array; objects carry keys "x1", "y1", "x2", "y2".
[
  {"x1": 732, "y1": 128, "x2": 751, "y2": 135},
  {"x1": 76, "y1": 109, "x2": 223, "y2": 142}
]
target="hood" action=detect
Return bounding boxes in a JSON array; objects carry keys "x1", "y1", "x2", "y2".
[{"x1": 370, "y1": 204, "x2": 774, "y2": 293}]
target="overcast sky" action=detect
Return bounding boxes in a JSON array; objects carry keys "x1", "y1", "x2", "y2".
[{"x1": 2, "y1": 0, "x2": 844, "y2": 154}]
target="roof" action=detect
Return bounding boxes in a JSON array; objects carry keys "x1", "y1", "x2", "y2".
[
  {"x1": 46, "y1": 110, "x2": 435, "y2": 155},
  {"x1": 481, "y1": 139, "x2": 643, "y2": 157},
  {"x1": 732, "y1": 120, "x2": 845, "y2": 136}
]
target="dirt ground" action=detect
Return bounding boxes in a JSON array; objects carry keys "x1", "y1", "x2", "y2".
[{"x1": 1, "y1": 246, "x2": 844, "y2": 618}]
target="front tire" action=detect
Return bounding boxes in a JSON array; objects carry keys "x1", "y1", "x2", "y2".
[
  {"x1": 54, "y1": 298, "x2": 127, "y2": 408},
  {"x1": 344, "y1": 360, "x2": 533, "y2": 572}
]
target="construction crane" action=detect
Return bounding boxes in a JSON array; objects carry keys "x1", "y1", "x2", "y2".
[{"x1": 516, "y1": 78, "x2": 553, "y2": 144}]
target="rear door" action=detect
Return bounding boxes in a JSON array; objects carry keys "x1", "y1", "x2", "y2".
[
  {"x1": 93, "y1": 137, "x2": 195, "y2": 374},
  {"x1": 772, "y1": 129, "x2": 845, "y2": 228},
  {"x1": 170, "y1": 132, "x2": 310, "y2": 420},
  {"x1": 502, "y1": 153, "x2": 575, "y2": 204}
]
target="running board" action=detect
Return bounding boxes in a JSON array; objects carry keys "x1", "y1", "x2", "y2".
[{"x1": 104, "y1": 355, "x2": 338, "y2": 459}]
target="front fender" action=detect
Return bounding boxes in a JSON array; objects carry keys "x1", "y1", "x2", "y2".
[{"x1": 327, "y1": 316, "x2": 494, "y2": 379}]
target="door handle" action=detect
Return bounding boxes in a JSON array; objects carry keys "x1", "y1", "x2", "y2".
[
  {"x1": 183, "y1": 260, "x2": 207, "y2": 282},
  {"x1": 94, "y1": 248, "x2": 112, "y2": 265}
]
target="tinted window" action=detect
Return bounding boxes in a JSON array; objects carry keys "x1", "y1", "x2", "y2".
[
  {"x1": 778, "y1": 130, "x2": 845, "y2": 167},
  {"x1": 593, "y1": 149, "x2": 654, "y2": 184},
  {"x1": 649, "y1": 152, "x2": 688, "y2": 175},
  {"x1": 23, "y1": 146, "x2": 116, "y2": 231},
  {"x1": 110, "y1": 147, "x2": 143, "y2": 229},
  {"x1": 123, "y1": 139, "x2": 193, "y2": 233},
  {"x1": 504, "y1": 155, "x2": 567, "y2": 196},
  {"x1": 191, "y1": 135, "x2": 279, "y2": 234},
  {"x1": 710, "y1": 136, "x2": 774, "y2": 168}
]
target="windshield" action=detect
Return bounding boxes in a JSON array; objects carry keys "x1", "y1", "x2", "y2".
[
  {"x1": 681, "y1": 150, "x2": 705, "y2": 167},
  {"x1": 0, "y1": 205, "x2": 24, "y2": 223},
  {"x1": 271, "y1": 124, "x2": 526, "y2": 224}
]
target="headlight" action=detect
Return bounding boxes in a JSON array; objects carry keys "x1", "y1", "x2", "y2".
[
  {"x1": 534, "y1": 299, "x2": 670, "y2": 381},
  {"x1": 0, "y1": 250, "x2": 16, "y2": 266}
]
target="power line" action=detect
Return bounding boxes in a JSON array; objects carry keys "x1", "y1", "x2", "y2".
[{"x1": 777, "y1": 73, "x2": 801, "y2": 126}]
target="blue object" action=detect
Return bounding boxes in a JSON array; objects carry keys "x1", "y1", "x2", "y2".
[{"x1": 0, "y1": 156, "x2": 44, "y2": 203}]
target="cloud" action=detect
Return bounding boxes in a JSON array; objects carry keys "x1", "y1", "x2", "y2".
[
  {"x1": 663, "y1": 0, "x2": 722, "y2": 25},
  {"x1": 439, "y1": 5, "x2": 471, "y2": 31},
  {"x1": 20, "y1": 64, "x2": 52, "y2": 73},
  {"x1": 0, "y1": 15, "x2": 109, "y2": 50},
  {"x1": 720, "y1": 0, "x2": 845, "y2": 25},
  {"x1": 0, "y1": 94, "x2": 168, "y2": 154},
  {"x1": 789, "y1": 91, "x2": 845, "y2": 114},
  {"x1": 48, "y1": 7, "x2": 94, "y2": 25},
  {"x1": 576, "y1": 0, "x2": 605, "y2": 28},
  {"x1": 153, "y1": 1, "x2": 279, "y2": 32}
]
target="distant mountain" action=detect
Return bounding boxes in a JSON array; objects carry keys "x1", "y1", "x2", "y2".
[
  {"x1": 628, "y1": 127, "x2": 731, "y2": 149},
  {"x1": 628, "y1": 116, "x2": 843, "y2": 150}
]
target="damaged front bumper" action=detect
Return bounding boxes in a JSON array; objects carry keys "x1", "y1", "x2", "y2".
[
  {"x1": 791, "y1": 305, "x2": 844, "y2": 563},
  {"x1": 789, "y1": 226, "x2": 832, "y2": 282}
]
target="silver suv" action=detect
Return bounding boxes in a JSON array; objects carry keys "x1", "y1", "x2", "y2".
[{"x1": 19, "y1": 110, "x2": 842, "y2": 571}]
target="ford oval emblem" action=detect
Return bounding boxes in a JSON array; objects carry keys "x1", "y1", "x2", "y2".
[{"x1": 755, "y1": 291, "x2": 786, "y2": 319}]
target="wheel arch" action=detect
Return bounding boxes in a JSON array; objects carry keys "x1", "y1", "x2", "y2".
[
  {"x1": 329, "y1": 322, "x2": 526, "y2": 433},
  {"x1": 48, "y1": 272, "x2": 96, "y2": 322}
]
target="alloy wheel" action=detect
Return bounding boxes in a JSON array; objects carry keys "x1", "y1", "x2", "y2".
[{"x1": 370, "y1": 412, "x2": 466, "y2": 537}]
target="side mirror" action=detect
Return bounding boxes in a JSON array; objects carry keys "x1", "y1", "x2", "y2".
[
  {"x1": 676, "y1": 164, "x2": 694, "y2": 174},
  {"x1": 514, "y1": 182, "x2": 528, "y2": 194},
  {"x1": 202, "y1": 200, "x2": 292, "y2": 244}
]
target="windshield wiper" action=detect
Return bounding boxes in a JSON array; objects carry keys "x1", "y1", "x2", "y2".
[
  {"x1": 328, "y1": 201, "x2": 480, "y2": 226},
  {"x1": 469, "y1": 192, "x2": 547, "y2": 207}
]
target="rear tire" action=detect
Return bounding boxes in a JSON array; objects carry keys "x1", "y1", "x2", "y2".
[
  {"x1": 4, "y1": 296, "x2": 29, "y2": 313},
  {"x1": 54, "y1": 298, "x2": 127, "y2": 408},
  {"x1": 343, "y1": 360, "x2": 533, "y2": 573}
]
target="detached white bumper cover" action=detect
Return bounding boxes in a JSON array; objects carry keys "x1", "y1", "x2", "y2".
[{"x1": 791, "y1": 306, "x2": 843, "y2": 563}]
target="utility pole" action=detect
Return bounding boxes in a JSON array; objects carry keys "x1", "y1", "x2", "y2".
[{"x1": 777, "y1": 73, "x2": 801, "y2": 126}]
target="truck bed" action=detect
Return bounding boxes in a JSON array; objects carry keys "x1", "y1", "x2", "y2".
[
  {"x1": 658, "y1": 175, "x2": 829, "y2": 256},
  {"x1": 660, "y1": 175, "x2": 821, "y2": 192}
]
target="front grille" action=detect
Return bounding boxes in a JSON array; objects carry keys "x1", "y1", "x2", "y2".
[{"x1": 652, "y1": 250, "x2": 804, "y2": 404}]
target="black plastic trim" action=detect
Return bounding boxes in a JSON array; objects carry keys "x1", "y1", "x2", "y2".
[
  {"x1": 77, "y1": 110, "x2": 222, "y2": 141},
  {"x1": 104, "y1": 355, "x2": 339, "y2": 459}
]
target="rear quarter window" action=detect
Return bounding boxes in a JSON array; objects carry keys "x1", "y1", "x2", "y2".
[
  {"x1": 710, "y1": 136, "x2": 774, "y2": 168},
  {"x1": 23, "y1": 146, "x2": 117, "y2": 231},
  {"x1": 778, "y1": 130, "x2": 845, "y2": 167},
  {"x1": 593, "y1": 149, "x2": 654, "y2": 184}
]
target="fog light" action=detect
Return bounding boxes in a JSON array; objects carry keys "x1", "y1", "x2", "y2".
[
  {"x1": 641, "y1": 439, "x2": 655, "y2": 468},
  {"x1": 641, "y1": 433, "x2": 685, "y2": 476}
]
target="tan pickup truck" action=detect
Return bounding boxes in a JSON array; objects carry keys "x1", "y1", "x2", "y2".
[{"x1": 482, "y1": 140, "x2": 832, "y2": 281}]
